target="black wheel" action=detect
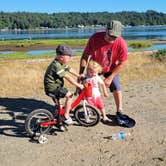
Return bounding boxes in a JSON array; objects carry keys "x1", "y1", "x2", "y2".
[
  {"x1": 74, "y1": 104, "x2": 100, "y2": 127},
  {"x1": 25, "y1": 109, "x2": 54, "y2": 137}
]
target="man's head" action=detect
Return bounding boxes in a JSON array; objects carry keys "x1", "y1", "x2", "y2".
[
  {"x1": 56, "y1": 45, "x2": 73, "y2": 64},
  {"x1": 106, "y1": 20, "x2": 124, "y2": 37}
]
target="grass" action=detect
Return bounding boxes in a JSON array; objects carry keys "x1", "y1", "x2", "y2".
[
  {"x1": 0, "y1": 38, "x2": 156, "y2": 50},
  {"x1": 0, "y1": 52, "x2": 56, "y2": 60},
  {"x1": 0, "y1": 38, "x2": 86, "y2": 60},
  {"x1": 151, "y1": 49, "x2": 166, "y2": 61},
  {"x1": 0, "y1": 38, "x2": 88, "y2": 47},
  {"x1": 0, "y1": 39, "x2": 158, "y2": 60},
  {"x1": 0, "y1": 39, "x2": 153, "y2": 47},
  {"x1": 0, "y1": 39, "x2": 165, "y2": 97},
  {"x1": 120, "y1": 52, "x2": 166, "y2": 84},
  {"x1": 0, "y1": 51, "x2": 83, "y2": 60},
  {"x1": 0, "y1": 52, "x2": 166, "y2": 97},
  {"x1": 127, "y1": 40, "x2": 152, "y2": 48}
]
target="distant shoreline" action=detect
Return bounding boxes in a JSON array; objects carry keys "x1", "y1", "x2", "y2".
[
  {"x1": 1, "y1": 40, "x2": 166, "y2": 52},
  {"x1": 0, "y1": 43, "x2": 85, "y2": 52}
]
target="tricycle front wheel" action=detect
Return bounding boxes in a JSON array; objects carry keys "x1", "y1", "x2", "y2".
[{"x1": 74, "y1": 104, "x2": 100, "y2": 127}]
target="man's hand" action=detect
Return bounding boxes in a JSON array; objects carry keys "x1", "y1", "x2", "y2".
[{"x1": 104, "y1": 77, "x2": 113, "y2": 88}]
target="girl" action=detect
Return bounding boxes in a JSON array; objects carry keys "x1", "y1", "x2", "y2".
[{"x1": 84, "y1": 60, "x2": 109, "y2": 121}]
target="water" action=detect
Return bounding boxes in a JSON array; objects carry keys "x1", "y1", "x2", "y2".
[
  {"x1": 27, "y1": 50, "x2": 55, "y2": 55},
  {"x1": 0, "y1": 51, "x2": 15, "y2": 55},
  {"x1": 123, "y1": 26, "x2": 166, "y2": 40},
  {"x1": 27, "y1": 48, "x2": 83, "y2": 55},
  {"x1": 143, "y1": 44, "x2": 166, "y2": 50},
  {"x1": 0, "y1": 28, "x2": 95, "y2": 40},
  {"x1": 0, "y1": 26, "x2": 166, "y2": 41},
  {"x1": 0, "y1": 26, "x2": 166, "y2": 55}
]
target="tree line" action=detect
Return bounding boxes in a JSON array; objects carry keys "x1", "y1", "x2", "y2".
[{"x1": 0, "y1": 10, "x2": 166, "y2": 30}]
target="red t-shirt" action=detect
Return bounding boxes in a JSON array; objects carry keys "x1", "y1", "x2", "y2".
[{"x1": 83, "y1": 31, "x2": 128, "y2": 73}]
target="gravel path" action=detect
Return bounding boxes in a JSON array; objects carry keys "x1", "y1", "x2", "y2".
[{"x1": 0, "y1": 77, "x2": 166, "y2": 166}]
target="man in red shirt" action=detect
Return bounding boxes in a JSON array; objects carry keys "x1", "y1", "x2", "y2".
[{"x1": 79, "y1": 20, "x2": 128, "y2": 124}]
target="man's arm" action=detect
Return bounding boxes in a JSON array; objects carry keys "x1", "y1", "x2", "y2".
[
  {"x1": 79, "y1": 54, "x2": 88, "y2": 74},
  {"x1": 79, "y1": 34, "x2": 94, "y2": 74},
  {"x1": 79, "y1": 53, "x2": 91, "y2": 74}
]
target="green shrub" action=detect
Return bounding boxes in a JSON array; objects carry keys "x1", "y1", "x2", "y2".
[
  {"x1": 128, "y1": 40, "x2": 152, "y2": 48},
  {"x1": 152, "y1": 49, "x2": 166, "y2": 61}
]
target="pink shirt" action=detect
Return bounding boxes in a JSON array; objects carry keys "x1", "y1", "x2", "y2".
[{"x1": 83, "y1": 31, "x2": 128, "y2": 73}]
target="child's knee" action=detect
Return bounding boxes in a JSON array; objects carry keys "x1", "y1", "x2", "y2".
[{"x1": 66, "y1": 91, "x2": 73, "y2": 98}]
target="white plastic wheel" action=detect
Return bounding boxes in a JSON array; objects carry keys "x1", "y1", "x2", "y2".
[
  {"x1": 59, "y1": 125, "x2": 66, "y2": 131},
  {"x1": 38, "y1": 134, "x2": 48, "y2": 144}
]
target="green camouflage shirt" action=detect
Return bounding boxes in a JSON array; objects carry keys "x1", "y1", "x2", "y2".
[{"x1": 44, "y1": 58, "x2": 71, "y2": 94}]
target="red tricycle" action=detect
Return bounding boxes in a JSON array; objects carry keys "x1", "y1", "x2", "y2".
[{"x1": 25, "y1": 82, "x2": 100, "y2": 143}]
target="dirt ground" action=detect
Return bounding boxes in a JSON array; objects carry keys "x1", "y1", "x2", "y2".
[{"x1": 0, "y1": 76, "x2": 166, "y2": 166}]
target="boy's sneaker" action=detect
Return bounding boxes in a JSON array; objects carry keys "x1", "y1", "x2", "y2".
[{"x1": 64, "y1": 117, "x2": 73, "y2": 125}]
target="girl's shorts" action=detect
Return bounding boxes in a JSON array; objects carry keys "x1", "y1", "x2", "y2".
[{"x1": 86, "y1": 96, "x2": 104, "y2": 110}]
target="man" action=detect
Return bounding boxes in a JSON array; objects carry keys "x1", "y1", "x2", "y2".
[{"x1": 79, "y1": 20, "x2": 128, "y2": 124}]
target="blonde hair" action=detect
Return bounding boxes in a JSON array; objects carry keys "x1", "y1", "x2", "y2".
[{"x1": 87, "y1": 60, "x2": 102, "y2": 73}]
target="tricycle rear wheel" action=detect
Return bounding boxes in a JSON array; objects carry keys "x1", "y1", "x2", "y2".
[{"x1": 25, "y1": 109, "x2": 54, "y2": 137}]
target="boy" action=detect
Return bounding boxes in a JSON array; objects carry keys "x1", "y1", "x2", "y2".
[{"x1": 44, "y1": 45, "x2": 83, "y2": 125}]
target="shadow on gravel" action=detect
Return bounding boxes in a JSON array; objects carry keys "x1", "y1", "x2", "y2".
[
  {"x1": 101, "y1": 114, "x2": 118, "y2": 127},
  {"x1": 0, "y1": 97, "x2": 54, "y2": 138}
]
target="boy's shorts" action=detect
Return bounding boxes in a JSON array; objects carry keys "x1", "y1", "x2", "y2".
[
  {"x1": 104, "y1": 73, "x2": 121, "y2": 92},
  {"x1": 47, "y1": 87, "x2": 68, "y2": 100}
]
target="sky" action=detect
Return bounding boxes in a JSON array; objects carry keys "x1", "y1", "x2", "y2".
[{"x1": 0, "y1": 0, "x2": 166, "y2": 14}]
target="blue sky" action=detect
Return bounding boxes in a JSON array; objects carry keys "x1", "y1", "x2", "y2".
[{"x1": 1, "y1": 0, "x2": 166, "y2": 13}]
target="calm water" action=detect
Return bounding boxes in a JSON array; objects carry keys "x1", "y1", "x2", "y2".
[
  {"x1": 26, "y1": 48, "x2": 83, "y2": 55},
  {"x1": 0, "y1": 26, "x2": 166, "y2": 41},
  {"x1": 123, "y1": 26, "x2": 166, "y2": 40}
]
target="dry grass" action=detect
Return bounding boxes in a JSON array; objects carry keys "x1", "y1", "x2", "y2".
[
  {"x1": 121, "y1": 51, "x2": 166, "y2": 83},
  {"x1": 0, "y1": 59, "x2": 50, "y2": 97},
  {"x1": 0, "y1": 51, "x2": 165, "y2": 97}
]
